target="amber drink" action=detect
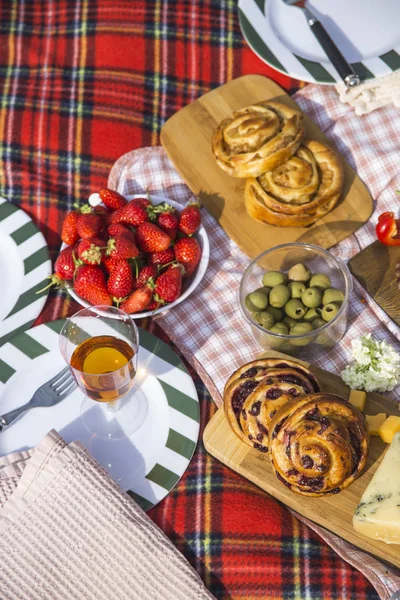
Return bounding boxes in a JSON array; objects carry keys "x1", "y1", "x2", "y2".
[{"x1": 70, "y1": 335, "x2": 135, "y2": 402}]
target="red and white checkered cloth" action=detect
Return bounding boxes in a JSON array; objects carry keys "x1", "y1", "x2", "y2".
[{"x1": 108, "y1": 84, "x2": 400, "y2": 600}]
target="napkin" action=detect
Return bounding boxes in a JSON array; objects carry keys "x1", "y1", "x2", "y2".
[
  {"x1": 0, "y1": 431, "x2": 215, "y2": 600},
  {"x1": 336, "y1": 70, "x2": 400, "y2": 115}
]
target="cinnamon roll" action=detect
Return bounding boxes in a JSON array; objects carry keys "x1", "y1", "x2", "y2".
[
  {"x1": 212, "y1": 101, "x2": 304, "y2": 178},
  {"x1": 223, "y1": 358, "x2": 320, "y2": 452},
  {"x1": 244, "y1": 140, "x2": 344, "y2": 227},
  {"x1": 269, "y1": 393, "x2": 369, "y2": 496}
]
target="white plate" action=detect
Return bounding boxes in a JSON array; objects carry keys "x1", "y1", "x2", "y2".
[
  {"x1": 0, "y1": 196, "x2": 51, "y2": 345},
  {"x1": 239, "y1": 0, "x2": 400, "y2": 84},
  {"x1": 66, "y1": 194, "x2": 210, "y2": 318},
  {"x1": 0, "y1": 320, "x2": 200, "y2": 510}
]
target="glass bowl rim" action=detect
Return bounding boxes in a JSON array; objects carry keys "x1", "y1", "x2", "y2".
[{"x1": 239, "y1": 242, "x2": 352, "y2": 340}]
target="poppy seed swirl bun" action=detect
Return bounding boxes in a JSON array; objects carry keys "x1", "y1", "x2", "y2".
[
  {"x1": 223, "y1": 358, "x2": 320, "y2": 452},
  {"x1": 268, "y1": 393, "x2": 369, "y2": 496},
  {"x1": 212, "y1": 101, "x2": 304, "y2": 178}
]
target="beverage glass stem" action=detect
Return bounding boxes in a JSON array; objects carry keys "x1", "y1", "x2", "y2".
[{"x1": 107, "y1": 399, "x2": 120, "y2": 413}]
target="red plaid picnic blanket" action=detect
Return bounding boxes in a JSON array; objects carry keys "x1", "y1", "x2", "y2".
[{"x1": 0, "y1": 0, "x2": 396, "y2": 598}]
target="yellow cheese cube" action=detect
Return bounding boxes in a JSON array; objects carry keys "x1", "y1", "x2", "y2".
[
  {"x1": 365, "y1": 413, "x2": 387, "y2": 435},
  {"x1": 379, "y1": 415, "x2": 400, "y2": 444},
  {"x1": 349, "y1": 390, "x2": 367, "y2": 412}
]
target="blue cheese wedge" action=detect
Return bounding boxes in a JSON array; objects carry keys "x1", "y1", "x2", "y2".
[{"x1": 353, "y1": 433, "x2": 400, "y2": 544}]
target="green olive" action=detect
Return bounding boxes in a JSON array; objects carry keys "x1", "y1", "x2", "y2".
[
  {"x1": 266, "y1": 306, "x2": 284, "y2": 322},
  {"x1": 254, "y1": 311, "x2": 275, "y2": 329},
  {"x1": 309, "y1": 273, "x2": 331, "y2": 291},
  {"x1": 262, "y1": 271, "x2": 287, "y2": 287},
  {"x1": 322, "y1": 288, "x2": 344, "y2": 306},
  {"x1": 255, "y1": 286, "x2": 271, "y2": 296},
  {"x1": 312, "y1": 317, "x2": 326, "y2": 330},
  {"x1": 283, "y1": 315, "x2": 298, "y2": 329},
  {"x1": 247, "y1": 291, "x2": 268, "y2": 310},
  {"x1": 289, "y1": 322, "x2": 314, "y2": 346},
  {"x1": 245, "y1": 295, "x2": 259, "y2": 312},
  {"x1": 288, "y1": 263, "x2": 311, "y2": 283},
  {"x1": 290, "y1": 322, "x2": 313, "y2": 335},
  {"x1": 269, "y1": 284, "x2": 290, "y2": 308},
  {"x1": 284, "y1": 299, "x2": 307, "y2": 320},
  {"x1": 303, "y1": 308, "x2": 322, "y2": 322},
  {"x1": 301, "y1": 287, "x2": 322, "y2": 309},
  {"x1": 278, "y1": 341, "x2": 298, "y2": 355},
  {"x1": 288, "y1": 281, "x2": 306, "y2": 299},
  {"x1": 321, "y1": 302, "x2": 341, "y2": 322},
  {"x1": 269, "y1": 322, "x2": 289, "y2": 335}
]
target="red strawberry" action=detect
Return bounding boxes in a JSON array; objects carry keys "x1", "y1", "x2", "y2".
[
  {"x1": 99, "y1": 188, "x2": 127, "y2": 210},
  {"x1": 108, "y1": 223, "x2": 136, "y2": 243},
  {"x1": 103, "y1": 256, "x2": 121, "y2": 274},
  {"x1": 154, "y1": 264, "x2": 183, "y2": 303},
  {"x1": 146, "y1": 299, "x2": 161, "y2": 311},
  {"x1": 174, "y1": 237, "x2": 202, "y2": 276},
  {"x1": 38, "y1": 246, "x2": 77, "y2": 292},
  {"x1": 157, "y1": 209, "x2": 179, "y2": 240},
  {"x1": 77, "y1": 213, "x2": 103, "y2": 239},
  {"x1": 110, "y1": 201, "x2": 148, "y2": 227},
  {"x1": 132, "y1": 197, "x2": 152, "y2": 209},
  {"x1": 148, "y1": 247, "x2": 175, "y2": 266},
  {"x1": 120, "y1": 286, "x2": 153, "y2": 314},
  {"x1": 135, "y1": 222, "x2": 171, "y2": 253},
  {"x1": 92, "y1": 205, "x2": 109, "y2": 217},
  {"x1": 61, "y1": 211, "x2": 79, "y2": 245},
  {"x1": 74, "y1": 264, "x2": 106, "y2": 289},
  {"x1": 133, "y1": 264, "x2": 157, "y2": 289},
  {"x1": 92, "y1": 205, "x2": 110, "y2": 226},
  {"x1": 106, "y1": 235, "x2": 139, "y2": 260},
  {"x1": 76, "y1": 237, "x2": 105, "y2": 265},
  {"x1": 178, "y1": 202, "x2": 201, "y2": 236},
  {"x1": 55, "y1": 246, "x2": 77, "y2": 280},
  {"x1": 74, "y1": 265, "x2": 112, "y2": 306},
  {"x1": 107, "y1": 260, "x2": 134, "y2": 303}
]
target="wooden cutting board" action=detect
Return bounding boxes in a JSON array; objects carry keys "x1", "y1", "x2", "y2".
[
  {"x1": 349, "y1": 241, "x2": 400, "y2": 326},
  {"x1": 160, "y1": 75, "x2": 373, "y2": 259},
  {"x1": 203, "y1": 350, "x2": 400, "y2": 568}
]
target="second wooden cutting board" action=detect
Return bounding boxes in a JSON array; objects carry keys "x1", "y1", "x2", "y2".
[
  {"x1": 203, "y1": 350, "x2": 400, "y2": 569},
  {"x1": 160, "y1": 74, "x2": 373, "y2": 259},
  {"x1": 349, "y1": 241, "x2": 400, "y2": 326}
]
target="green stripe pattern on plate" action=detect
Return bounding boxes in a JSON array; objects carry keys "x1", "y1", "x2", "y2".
[
  {"x1": 0, "y1": 320, "x2": 200, "y2": 511},
  {"x1": 238, "y1": 0, "x2": 399, "y2": 84},
  {"x1": 0, "y1": 196, "x2": 51, "y2": 347}
]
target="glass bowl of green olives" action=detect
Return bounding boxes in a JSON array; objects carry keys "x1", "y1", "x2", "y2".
[{"x1": 239, "y1": 243, "x2": 352, "y2": 359}]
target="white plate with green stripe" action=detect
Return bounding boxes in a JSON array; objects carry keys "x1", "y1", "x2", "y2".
[
  {"x1": 239, "y1": 0, "x2": 400, "y2": 84},
  {"x1": 0, "y1": 196, "x2": 51, "y2": 346},
  {"x1": 0, "y1": 320, "x2": 200, "y2": 510}
]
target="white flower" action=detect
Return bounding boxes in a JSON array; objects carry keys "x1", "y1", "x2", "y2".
[{"x1": 341, "y1": 334, "x2": 400, "y2": 393}]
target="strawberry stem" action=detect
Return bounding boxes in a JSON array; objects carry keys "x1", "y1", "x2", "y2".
[{"x1": 36, "y1": 275, "x2": 65, "y2": 294}]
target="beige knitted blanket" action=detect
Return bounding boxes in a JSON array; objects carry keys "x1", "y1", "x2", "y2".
[{"x1": 0, "y1": 430, "x2": 214, "y2": 600}]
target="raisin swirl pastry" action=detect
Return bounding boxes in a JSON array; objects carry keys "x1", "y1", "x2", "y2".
[
  {"x1": 244, "y1": 140, "x2": 343, "y2": 227},
  {"x1": 223, "y1": 358, "x2": 320, "y2": 452},
  {"x1": 269, "y1": 393, "x2": 369, "y2": 497},
  {"x1": 212, "y1": 101, "x2": 304, "y2": 178}
]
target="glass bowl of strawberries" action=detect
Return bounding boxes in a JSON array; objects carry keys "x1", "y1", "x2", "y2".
[{"x1": 55, "y1": 190, "x2": 210, "y2": 318}]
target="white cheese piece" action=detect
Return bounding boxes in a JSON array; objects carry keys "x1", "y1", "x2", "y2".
[{"x1": 353, "y1": 432, "x2": 400, "y2": 544}]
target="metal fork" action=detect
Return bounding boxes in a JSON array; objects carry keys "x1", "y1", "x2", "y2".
[
  {"x1": 283, "y1": 0, "x2": 360, "y2": 88},
  {"x1": 0, "y1": 367, "x2": 77, "y2": 430}
]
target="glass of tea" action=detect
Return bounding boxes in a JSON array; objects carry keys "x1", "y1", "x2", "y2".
[{"x1": 59, "y1": 305, "x2": 145, "y2": 439}]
